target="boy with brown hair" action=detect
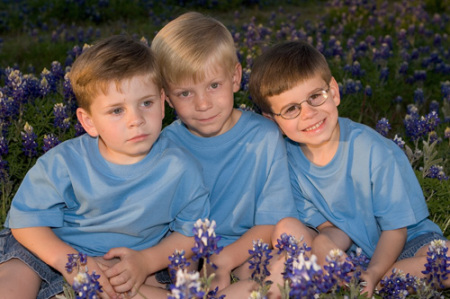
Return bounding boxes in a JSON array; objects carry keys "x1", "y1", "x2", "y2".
[
  {"x1": 0, "y1": 35, "x2": 209, "y2": 299},
  {"x1": 249, "y1": 40, "x2": 449, "y2": 297}
]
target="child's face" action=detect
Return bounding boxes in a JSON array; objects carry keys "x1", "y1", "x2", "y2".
[
  {"x1": 165, "y1": 63, "x2": 242, "y2": 137},
  {"x1": 77, "y1": 74, "x2": 165, "y2": 165},
  {"x1": 266, "y1": 76, "x2": 340, "y2": 149}
]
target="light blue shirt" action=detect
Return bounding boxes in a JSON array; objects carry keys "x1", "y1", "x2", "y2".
[
  {"x1": 162, "y1": 110, "x2": 297, "y2": 247},
  {"x1": 6, "y1": 134, "x2": 210, "y2": 256},
  {"x1": 287, "y1": 117, "x2": 442, "y2": 257}
]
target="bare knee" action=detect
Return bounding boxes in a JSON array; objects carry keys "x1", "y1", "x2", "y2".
[
  {"x1": 273, "y1": 217, "x2": 316, "y2": 247},
  {"x1": 0, "y1": 258, "x2": 41, "y2": 298}
]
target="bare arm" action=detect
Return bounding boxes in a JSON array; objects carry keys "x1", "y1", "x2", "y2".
[
  {"x1": 361, "y1": 227, "x2": 407, "y2": 297},
  {"x1": 102, "y1": 231, "x2": 195, "y2": 295},
  {"x1": 11, "y1": 227, "x2": 118, "y2": 299}
]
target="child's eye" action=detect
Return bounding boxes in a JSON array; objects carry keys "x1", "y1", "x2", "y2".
[
  {"x1": 142, "y1": 100, "x2": 153, "y2": 107},
  {"x1": 179, "y1": 91, "x2": 190, "y2": 97},
  {"x1": 111, "y1": 107, "x2": 124, "y2": 115},
  {"x1": 210, "y1": 82, "x2": 219, "y2": 89}
]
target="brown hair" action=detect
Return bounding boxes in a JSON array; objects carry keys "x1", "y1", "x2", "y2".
[
  {"x1": 69, "y1": 35, "x2": 162, "y2": 111},
  {"x1": 151, "y1": 12, "x2": 238, "y2": 87},
  {"x1": 249, "y1": 40, "x2": 332, "y2": 114}
]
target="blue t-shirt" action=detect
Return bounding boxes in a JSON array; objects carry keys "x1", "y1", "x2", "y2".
[
  {"x1": 287, "y1": 117, "x2": 442, "y2": 257},
  {"x1": 6, "y1": 134, "x2": 210, "y2": 256},
  {"x1": 161, "y1": 110, "x2": 297, "y2": 247}
]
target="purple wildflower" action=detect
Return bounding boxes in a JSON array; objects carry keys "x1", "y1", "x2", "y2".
[
  {"x1": 53, "y1": 103, "x2": 71, "y2": 130},
  {"x1": 248, "y1": 239, "x2": 273, "y2": 283},
  {"x1": 0, "y1": 136, "x2": 8, "y2": 156},
  {"x1": 168, "y1": 269, "x2": 205, "y2": 299},
  {"x1": 426, "y1": 165, "x2": 448, "y2": 181},
  {"x1": 168, "y1": 250, "x2": 190, "y2": 280},
  {"x1": 288, "y1": 254, "x2": 327, "y2": 297},
  {"x1": 379, "y1": 66, "x2": 389, "y2": 82},
  {"x1": 422, "y1": 239, "x2": 450, "y2": 289},
  {"x1": 192, "y1": 219, "x2": 223, "y2": 269},
  {"x1": 42, "y1": 134, "x2": 60, "y2": 153},
  {"x1": 323, "y1": 249, "x2": 354, "y2": 293},
  {"x1": 364, "y1": 85, "x2": 372, "y2": 97},
  {"x1": 379, "y1": 269, "x2": 417, "y2": 298},
  {"x1": 21, "y1": 122, "x2": 38, "y2": 158},
  {"x1": 375, "y1": 117, "x2": 391, "y2": 137},
  {"x1": 72, "y1": 271, "x2": 103, "y2": 299},
  {"x1": 414, "y1": 88, "x2": 425, "y2": 106},
  {"x1": 393, "y1": 134, "x2": 406, "y2": 149}
]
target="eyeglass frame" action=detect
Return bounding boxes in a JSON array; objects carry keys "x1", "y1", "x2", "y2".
[{"x1": 271, "y1": 87, "x2": 331, "y2": 120}]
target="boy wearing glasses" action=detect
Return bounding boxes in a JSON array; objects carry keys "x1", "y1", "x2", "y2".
[{"x1": 249, "y1": 40, "x2": 448, "y2": 297}]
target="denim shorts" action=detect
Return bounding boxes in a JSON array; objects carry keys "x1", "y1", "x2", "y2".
[
  {"x1": 0, "y1": 228, "x2": 64, "y2": 299},
  {"x1": 398, "y1": 231, "x2": 447, "y2": 261}
]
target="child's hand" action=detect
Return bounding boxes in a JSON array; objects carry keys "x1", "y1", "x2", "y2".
[
  {"x1": 103, "y1": 247, "x2": 149, "y2": 297},
  {"x1": 359, "y1": 270, "x2": 378, "y2": 298},
  {"x1": 64, "y1": 256, "x2": 120, "y2": 299}
]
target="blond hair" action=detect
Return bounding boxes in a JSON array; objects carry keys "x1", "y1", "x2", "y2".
[
  {"x1": 151, "y1": 12, "x2": 238, "y2": 87},
  {"x1": 69, "y1": 35, "x2": 161, "y2": 111},
  {"x1": 249, "y1": 40, "x2": 332, "y2": 114}
]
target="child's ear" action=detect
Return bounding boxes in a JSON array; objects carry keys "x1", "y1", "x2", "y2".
[
  {"x1": 329, "y1": 76, "x2": 341, "y2": 107},
  {"x1": 165, "y1": 92, "x2": 174, "y2": 109},
  {"x1": 232, "y1": 63, "x2": 242, "y2": 92},
  {"x1": 76, "y1": 108, "x2": 98, "y2": 137}
]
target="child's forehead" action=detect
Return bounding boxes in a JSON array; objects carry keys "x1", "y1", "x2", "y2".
[{"x1": 172, "y1": 64, "x2": 230, "y2": 86}]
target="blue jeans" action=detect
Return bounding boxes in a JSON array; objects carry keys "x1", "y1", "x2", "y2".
[
  {"x1": 398, "y1": 231, "x2": 447, "y2": 260},
  {"x1": 0, "y1": 229, "x2": 64, "y2": 299}
]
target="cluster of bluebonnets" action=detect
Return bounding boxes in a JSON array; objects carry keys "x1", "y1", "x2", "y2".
[{"x1": 65, "y1": 218, "x2": 449, "y2": 298}]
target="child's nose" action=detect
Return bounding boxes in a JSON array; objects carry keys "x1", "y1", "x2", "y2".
[
  {"x1": 129, "y1": 109, "x2": 145, "y2": 126},
  {"x1": 194, "y1": 93, "x2": 212, "y2": 111}
]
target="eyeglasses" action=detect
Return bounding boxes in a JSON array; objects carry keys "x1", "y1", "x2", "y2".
[{"x1": 272, "y1": 88, "x2": 330, "y2": 120}]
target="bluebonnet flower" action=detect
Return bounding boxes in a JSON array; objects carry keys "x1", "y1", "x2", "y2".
[
  {"x1": 429, "y1": 100, "x2": 440, "y2": 113},
  {"x1": 192, "y1": 219, "x2": 223, "y2": 269},
  {"x1": 168, "y1": 250, "x2": 190, "y2": 280},
  {"x1": 426, "y1": 165, "x2": 448, "y2": 181},
  {"x1": 398, "y1": 61, "x2": 409, "y2": 75},
  {"x1": 54, "y1": 103, "x2": 71, "y2": 130},
  {"x1": 346, "y1": 247, "x2": 370, "y2": 272},
  {"x1": 248, "y1": 239, "x2": 272, "y2": 283},
  {"x1": 275, "y1": 233, "x2": 311, "y2": 280},
  {"x1": 413, "y1": 70, "x2": 427, "y2": 82},
  {"x1": 422, "y1": 239, "x2": 450, "y2": 288},
  {"x1": 323, "y1": 249, "x2": 354, "y2": 293},
  {"x1": 72, "y1": 271, "x2": 103, "y2": 299},
  {"x1": 21, "y1": 122, "x2": 38, "y2": 158},
  {"x1": 379, "y1": 269, "x2": 417, "y2": 299},
  {"x1": 289, "y1": 253, "x2": 327, "y2": 297},
  {"x1": 393, "y1": 134, "x2": 406, "y2": 149},
  {"x1": 379, "y1": 66, "x2": 389, "y2": 82},
  {"x1": 168, "y1": 269, "x2": 205, "y2": 299},
  {"x1": 414, "y1": 88, "x2": 424, "y2": 106},
  {"x1": 428, "y1": 131, "x2": 441, "y2": 145},
  {"x1": 66, "y1": 253, "x2": 102, "y2": 299},
  {"x1": 42, "y1": 134, "x2": 60, "y2": 153},
  {"x1": 0, "y1": 136, "x2": 8, "y2": 156},
  {"x1": 375, "y1": 117, "x2": 391, "y2": 137}
]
